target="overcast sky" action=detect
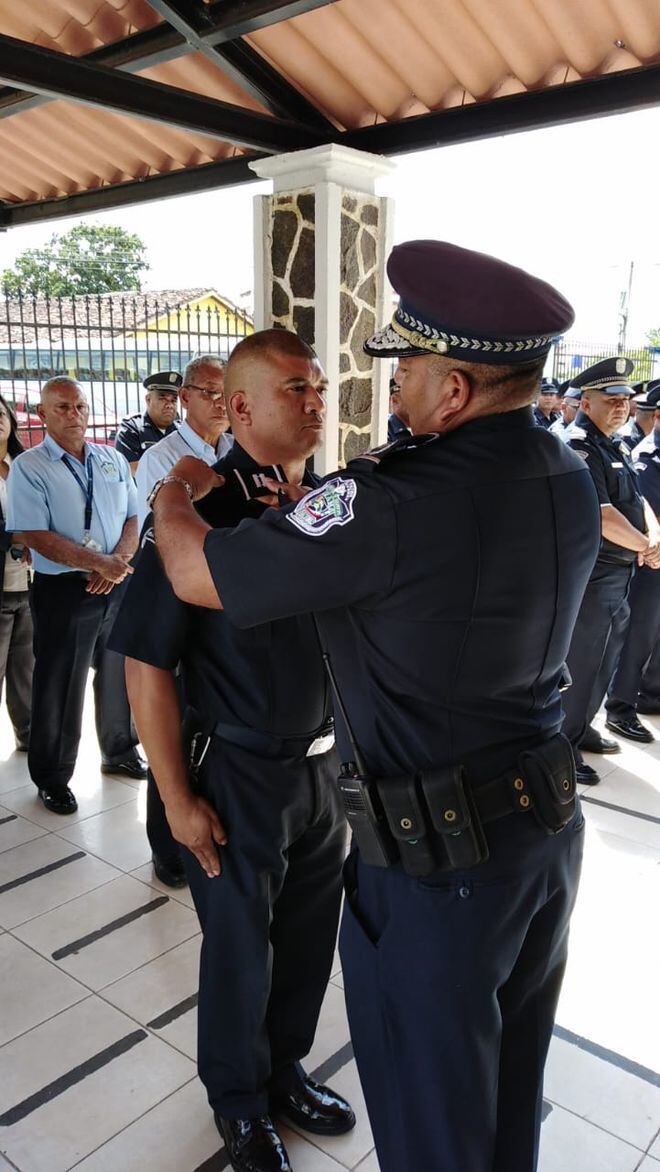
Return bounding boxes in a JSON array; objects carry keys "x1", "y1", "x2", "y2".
[{"x1": 1, "y1": 104, "x2": 659, "y2": 346}]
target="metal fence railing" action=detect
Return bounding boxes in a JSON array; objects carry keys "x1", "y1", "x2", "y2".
[
  {"x1": 0, "y1": 289, "x2": 252, "y2": 448},
  {"x1": 550, "y1": 339, "x2": 658, "y2": 386}
]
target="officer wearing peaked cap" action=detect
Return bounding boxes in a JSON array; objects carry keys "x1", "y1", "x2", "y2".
[
  {"x1": 145, "y1": 239, "x2": 601, "y2": 1172},
  {"x1": 114, "y1": 370, "x2": 182, "y2": 474},
  {"x1": 605, "y1": 379, "x2": 660, "y2": 736},
  {"x1": 533, "y1": 377, "x2": 562, "y2": 429},
  {"x1": 562, "y1": 358, "x2": 660, "y2": 779},
  {"x1": 619, "y1": 379, "x2": 660, "y2": 448},
  {"x1": 549, "y1": 385, "x2": 581, "y2": 438}
]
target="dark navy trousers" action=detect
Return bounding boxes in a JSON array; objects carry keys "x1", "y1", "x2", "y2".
[
  {"x1": 184, "y1": 735, "x2": 346, "y2": 1118},
  {"x1": 340, "y1": 809, "x2": 585, "y2": 1172},
  {"x1": 640, "y1": 641, "x2": 660, "y2": 704},
  {"x1": 607, "y1": 564, "x2": 660, "y2": 717},
  {"x1": 562, "y1": 561, "x2": 632, "y2": 753}
]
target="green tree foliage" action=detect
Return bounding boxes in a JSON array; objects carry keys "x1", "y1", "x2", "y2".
[
  {"x1": 1, "y1": 223, "x2": 149, "y2": 297},
  {"x1": 647, "y1": 328, "x2": 660, "y2": 348}
]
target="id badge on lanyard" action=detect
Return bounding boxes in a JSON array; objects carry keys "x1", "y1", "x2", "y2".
[{"x1": 63, "y1": 454, "x2": 102, "y2": 551}]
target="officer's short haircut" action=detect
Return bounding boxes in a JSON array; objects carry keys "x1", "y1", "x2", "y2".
[
  {"x1": 228, "y1": 329, "x2": 318, "y2": 369},
  {"x1": 429, "y1": 354, "x2": 546, "y2": 413},
  {"x1": 41, "y1": 375, "x2": 84, "y2": 401},
  {"x1": 183, "y1": 354, "x2": 226, "y2": 384}
]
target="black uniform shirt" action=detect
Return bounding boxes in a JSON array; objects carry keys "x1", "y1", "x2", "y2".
[
  {"x1": 204, "y1": 408, "x2": 601, "y2": 783},
  {"x1": 114, "y1": 411, "x2": 179, "y2": 465},
  {"x1": 533, "y1": 406, "x2": 561, "y2": 429},
  {"x1": 566, "y1": 411, "x2": 646, "y2": 565},
  {"x1": 387, "y1": 414, "x2": 411, "y2": 443},
  {"x1": 633, "y1": 428, "x2": 660, "y2": 517},
  {"x1": 109, "y1": 442, "x2": 330, "y2": 737}
]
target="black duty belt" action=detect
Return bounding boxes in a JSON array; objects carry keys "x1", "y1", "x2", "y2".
[{"x1": 210, "y1": 720, "x2": 335, "y2": 759}]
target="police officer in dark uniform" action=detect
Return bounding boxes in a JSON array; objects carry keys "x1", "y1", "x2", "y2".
[
  {"x1": 605, "y1": 382, "x2": 660, "y2": 738},
  {"x1": 151, "y1": 241, "x2": 600, "y2": 1172},
  {"x1": 114, "y1": 370, "x2": 181, "y2": 473},
  {"x1": 109, "y1": 330, "x2": 354, "y2": 1172},
  {"x1": 618, "y1": 380, "x2": 658, "y2": 447},
  {"x1": 562, "y1": 359, "x2": 660, "y2": 781},
  {"x1": 533, "y1": 377, "x2": 562, "y2": 428}
]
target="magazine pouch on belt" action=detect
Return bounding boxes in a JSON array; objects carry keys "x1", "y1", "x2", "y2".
[
  {"x1": 420, "y1": 766, "x2": 489, "y2": 870},
  {"x1": 517, "y1": 732, "x2": 576, "y2": 834},
  {"x1": 377, "y1": 775, "x2": 437, "y2": 876}
]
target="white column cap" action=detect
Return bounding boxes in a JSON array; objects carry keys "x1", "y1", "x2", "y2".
[{"x1": 249, "y1": 143, "x2": 396, "y2": 194}]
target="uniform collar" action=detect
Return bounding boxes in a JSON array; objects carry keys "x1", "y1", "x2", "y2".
[
  {"x1": 458, "y1": 405, "x2": 535, "y2": 435},
  {"x1": 574, "y1": 411, "x2": 618, "y2": 444},
  {"x1": 215, "y1": 440, "x2": 316, "y2": 498},
  {"x1": 178, "y1": 419, "x2": 221, "y2": 459}
]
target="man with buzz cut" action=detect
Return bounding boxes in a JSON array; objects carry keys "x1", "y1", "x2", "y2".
[
  {"x1": 562, "y1": 358, "x2": 660, "y2": 783},
  {"x1": 110, "y1": 330, "x2": 354, "y2": 1172}
]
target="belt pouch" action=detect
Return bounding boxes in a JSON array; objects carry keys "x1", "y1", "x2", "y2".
[
  {"x1": 517, "y1": 733, "x2": 576, "y2": 834},
  {"x1": 377, "y1": 775, "x2": 437, "y2": 877},
  {"x1": 337, "y1": 769, "x2": 398, "y2": 868},
  {"x1": 421, "y1": 766, "x2": 489, "y2": 870}
]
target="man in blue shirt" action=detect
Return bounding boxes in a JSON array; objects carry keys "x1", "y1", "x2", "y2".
[
  {"x1": 7, "y1": 376, "x2": 144, "y2": 814},
  {"x1": 136, "y1": 355, "x2": 233, "y2": 529}
]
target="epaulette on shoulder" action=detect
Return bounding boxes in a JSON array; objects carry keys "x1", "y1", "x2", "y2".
[{"x1": 348, "y1": 432, "x2": 440, "y2": 469}]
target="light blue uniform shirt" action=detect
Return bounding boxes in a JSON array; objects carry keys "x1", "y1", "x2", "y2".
[
  {"x1": 135, "y1": 419, "x2": 233, "y2": 530},
  {"x1": 7, "y1": 435, "x2": 137, "y2": 575}
]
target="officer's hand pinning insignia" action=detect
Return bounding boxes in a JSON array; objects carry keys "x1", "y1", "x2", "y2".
[{"x1": 287, "y1": 477, "x2": 357, "y2": 536}]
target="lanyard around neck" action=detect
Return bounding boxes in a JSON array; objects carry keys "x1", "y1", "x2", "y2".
[{"x1": 62, "y1": 452, "x2": 94, "y2": 533}]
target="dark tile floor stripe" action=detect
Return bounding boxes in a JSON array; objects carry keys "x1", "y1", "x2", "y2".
[
  {"x1": 52, "y1": 895, "x2": 170, "y2": 960},
  {"x1": 0, "y1": 814, "x2": 18, "y2": 826},
  {"x1": 541, "y1": 1100, "x2": 553, "y2": 1121},
  {"x1": 194, "y1": 1153, "x2": 230, "y2": 1172},
  {"x1": 554, "y1": 1024, "x2": 660, "y2": 1087},
  {"x1": 311, "y1": 1039, "x2": 354, "y2": 1085},
  {"x1": 0, "y1": 851, "x2": 86, "y2": 896},
  {"x1": 581, "y1": 794, "x2": 660, "y2": 826},
  {"x1": 147, "y1": 992, "x2": 199, "y2": 1030},
  {"x1": 0, "y1": 1029, "x2": 148, "y2": 1127}
]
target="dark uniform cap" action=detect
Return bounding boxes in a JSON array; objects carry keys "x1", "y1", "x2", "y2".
[
  {"x1": 631, "y1": 379, "x2": 660, "y2": 410},
  {"x1": 364, "y1": 240, "x2": 574, "y2": 364},
  {"x1": 570, "y1": 356, "x2": 635, "y2": 395},
  {"x1": 540, "y1": 378, "x2": 560, "y2": 394},
  {"x1": 142, "y1": 370, "x2": 182, "y2": 394}
]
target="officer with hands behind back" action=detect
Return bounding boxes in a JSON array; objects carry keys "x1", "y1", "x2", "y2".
[
  {"x1": 147, "y1": 240, "x2": 601, "y2": 1172},
  {"x1": 109, "y1": 330, "x2": 354, "y2": 1172}
]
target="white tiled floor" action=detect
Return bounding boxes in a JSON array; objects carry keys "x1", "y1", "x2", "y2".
[{"x1": 0, "y1": 696, "x2": 658, "y2": 1171}]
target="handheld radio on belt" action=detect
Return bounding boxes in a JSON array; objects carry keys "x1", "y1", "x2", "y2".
[{"x1": 313, "y1": 618, "x2": 578, "y2": 877}]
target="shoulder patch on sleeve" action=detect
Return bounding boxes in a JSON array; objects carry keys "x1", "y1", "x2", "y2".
[
  {"x1": 140, "y1": 525, "x2": 155, "y2": 549},
  {"x1": 287, "y1": 477, "x2": 357, "y2": 536},
  {"x1": 575, "y1": 449, "x2": 590, "y2": 461}
]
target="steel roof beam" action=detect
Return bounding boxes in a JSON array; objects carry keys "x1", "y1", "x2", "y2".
[{"x1": 0, "y1": 34, "x2": 323, "y2": 153}]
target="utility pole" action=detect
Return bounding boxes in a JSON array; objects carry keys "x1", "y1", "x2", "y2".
[{"x1": 618, "y1": 260, "x2": 634, "y2": 353}]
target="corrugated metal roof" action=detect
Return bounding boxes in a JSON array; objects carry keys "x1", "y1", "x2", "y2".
[{"x1": 0, "y1": 0, "x2": 658, "y2": 220}]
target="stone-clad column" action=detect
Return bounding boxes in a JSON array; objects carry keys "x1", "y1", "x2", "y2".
[{"x1": 250, "y1": 145, "x2": 395, "y2": 474}]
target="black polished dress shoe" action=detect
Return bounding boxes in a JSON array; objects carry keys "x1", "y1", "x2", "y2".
[
  {"x1": 575, "y1": 763, "x2": 600, "y2": 786},
  {"x1": 605, "y1": 715, "x2": 654, "y2": 744},
  {"x1": 215, "y1": 1115, "x2": 292, "y2": 1172},
  {"x1": 101, "y1": 756, "x2": 148, "y2": 779},
  {"x1": 271, "y1": 1076, "x2": 356, "y2": 1136},
  {"x1": 152, "y1": 853, "x2": 187, "y2": 889},
  {"x1": 579, "y1": 727, "x2": 620, "y2": 754},
  {"x1": 38, "y1": 787, "x2": 78, "y2": 814}
]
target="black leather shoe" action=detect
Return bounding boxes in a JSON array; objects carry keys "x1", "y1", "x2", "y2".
[
  {"x1": 575, "y1": 763, "x2": 600, "y2": 786},
  {"x1": 579, "y1": 727, "x2": 620, "y2": 754},
  {"x1": 101, "y1": 756, "x2": 148, "y2": 779},
  {"x1": 605, "y1": 715, "x2": 654, "y2": 744},
  {"x1": 152, "y1": 854, "x2": 187, "y2": 889},
  {"x1": 272, "y1": 1076, "x2": 356, "y2": 1136},
  {"x1": 215, "y1": 1115, "x2": 292, "y2": 1172},
  {"x1": 38, "y1": 787, "x2": 78, "y2": 815}
]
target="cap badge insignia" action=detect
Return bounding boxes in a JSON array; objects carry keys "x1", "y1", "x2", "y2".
[
  {"x1": 616, "y1": 358, "x2": 627, "y2": 374},
  {"x1": 287, "y1": 477, "x2": 357, "y2": 537}
]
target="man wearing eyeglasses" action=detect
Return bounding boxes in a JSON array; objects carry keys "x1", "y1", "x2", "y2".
[{"x1": 136, "y1": 354, "x2": 232, "y2": 530}]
